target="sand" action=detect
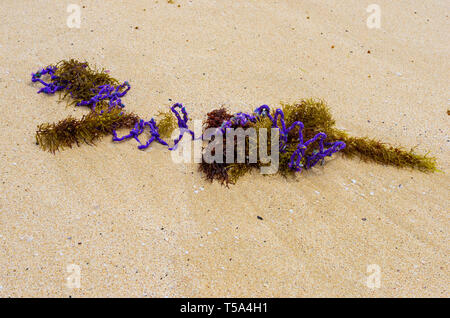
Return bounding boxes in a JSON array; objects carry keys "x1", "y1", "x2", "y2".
[{"x1": 0, "y1": 0, "x2": 448, "y2": 297}]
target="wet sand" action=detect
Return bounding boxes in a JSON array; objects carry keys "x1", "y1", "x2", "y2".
[{"x1": 0, "y1": 0, "x2": 448, "y2": 297}]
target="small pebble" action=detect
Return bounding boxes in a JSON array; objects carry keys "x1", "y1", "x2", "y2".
[
  {"x1": 351, "y1": 179, "x2": 357, "y2": 184},
  {"x1": 369, "y1": 192, "x2": 374, "y2": 196},
  {"x1": 289, "y1": 209, "x2": 293, "y2": 214}
]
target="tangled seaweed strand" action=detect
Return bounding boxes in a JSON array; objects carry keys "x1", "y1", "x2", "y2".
[
  {"x1": 200, "y1": 100, "x2": 437, "y2": 184},
  {"x1": 36, "y1": 108, "x2": 139, "y2": 153},
  {"x1": 32, "y1": 60, "x2": 136, "y2": 152}
]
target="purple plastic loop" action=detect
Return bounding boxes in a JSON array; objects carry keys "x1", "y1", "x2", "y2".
[
  {"x1": 112, "y1": 119, "x2": 145, "y2": 144},
  {"x1": 253, "y1": 105, "x2": 346, "y2": 171},
  {"x1": 138, "y1": 118, "x2": 169, "y2": 150},
  {"x1": 168, "y1": 103, "x2": 196, "y2": 151},
  {"x1": 76, "y1": 81, "x2": 130, "y2": 110},
  {"x1": 254, "y1": 105, "x2": 303, "y2": 152},
  {"x1": 31, "y1": 66, "x2": 65, "y2": 94},
  {"x1": 113, "y1": 118, "x2": 169, "y2": 150}
]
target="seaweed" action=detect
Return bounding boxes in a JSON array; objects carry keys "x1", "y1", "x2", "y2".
[
  {"x1": 33, "y1": 59, "x2": 138, "y2": 152},
  {"x1": 36, "y1": 108, "x2": 139, "y2": 153},
  {"x1": 200, "y1": 99, "x2": 437, "y2": 184},
  {"x1": 52, "y1": 59, "x2": 120, "y2": 106},
  {"x1": 280, "y1": 99, "x2": 437, "y2": 172},
  {"x1": 326, "y1": 130, "x2": 437, "y2": 172},
  {"x1": 156, "y1": 110, "x2": 178, "y2": 138},
  {"x1": 199, "y1": 108, "x2": 234, "y2": 185},
  {"x1": 31, "y1": 60, "x2": 437, "y2": 184}
]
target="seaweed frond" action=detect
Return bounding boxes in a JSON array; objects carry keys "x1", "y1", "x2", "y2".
[
  {"x1": 281, "y1": 99, "x2": 437, "y2": 172},
  {"x1": 199, "y1": 108, "x2": 234, "y2": 185},
  {"x1": 36, "y1": 108, "x2": 139, "y2": 153},
  {"x1": 326, "y1": 129, "x2": 437, "y2": 171},
  {"x1": 202, "y1": 100, "x2": 437, "y2": 184},
  {"x1": 156, "y1": 111, "x2": 177, "y2": 138},
  {"x1": 53, "y1": 59, "x2": 120, "y2": 105},
  {"x1": 281, "y1": 99, "x2": 336, "y2": 137}
]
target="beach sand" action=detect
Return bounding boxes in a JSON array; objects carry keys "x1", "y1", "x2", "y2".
[{"x1": 0, "y1": 0, "x2": 448, "y2": 297}]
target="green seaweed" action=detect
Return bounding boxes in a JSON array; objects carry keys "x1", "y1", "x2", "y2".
[
  {"x1": 203, "y1": 99, "x2": 437, "y2": 184},
  {"x1": 282, "y1": 99, "x2": 437, "y2": 172},
  {"x1": 36, "y1": 107, "x2": 139, "y2": 153},
  {"x1": 52, "y1": 59, "x2": 120, "y2": 106},
  {"x1": 156, "y1": 110, "x2": 177, "y2": 138}
]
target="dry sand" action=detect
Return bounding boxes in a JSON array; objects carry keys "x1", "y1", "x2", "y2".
[{"x1": 0, "y1": 0, "x2": 449, "y2": 297}]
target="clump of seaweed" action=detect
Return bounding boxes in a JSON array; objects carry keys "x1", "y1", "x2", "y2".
[
  {"x1": 200, "y1": 99, "x2": 437, "y2": 184},
  {"x1": 33, "y1": 59, "x2": 139, "y2": 152},
  {"x1": 36, "y1": 108, "x2": 139, "y2": 153},
  {"x1": 52, "y1": 59, "x2": 120, "y2": 105},
  {"x1": 156, "y1": 110, "x2": 178, "y2": 138},
  {"x1": 198, "y1": 108, "x2": 234, "y2": 185},
  {"x1": 280, "y1": 99, "x2": 437, "y2": 172}
]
